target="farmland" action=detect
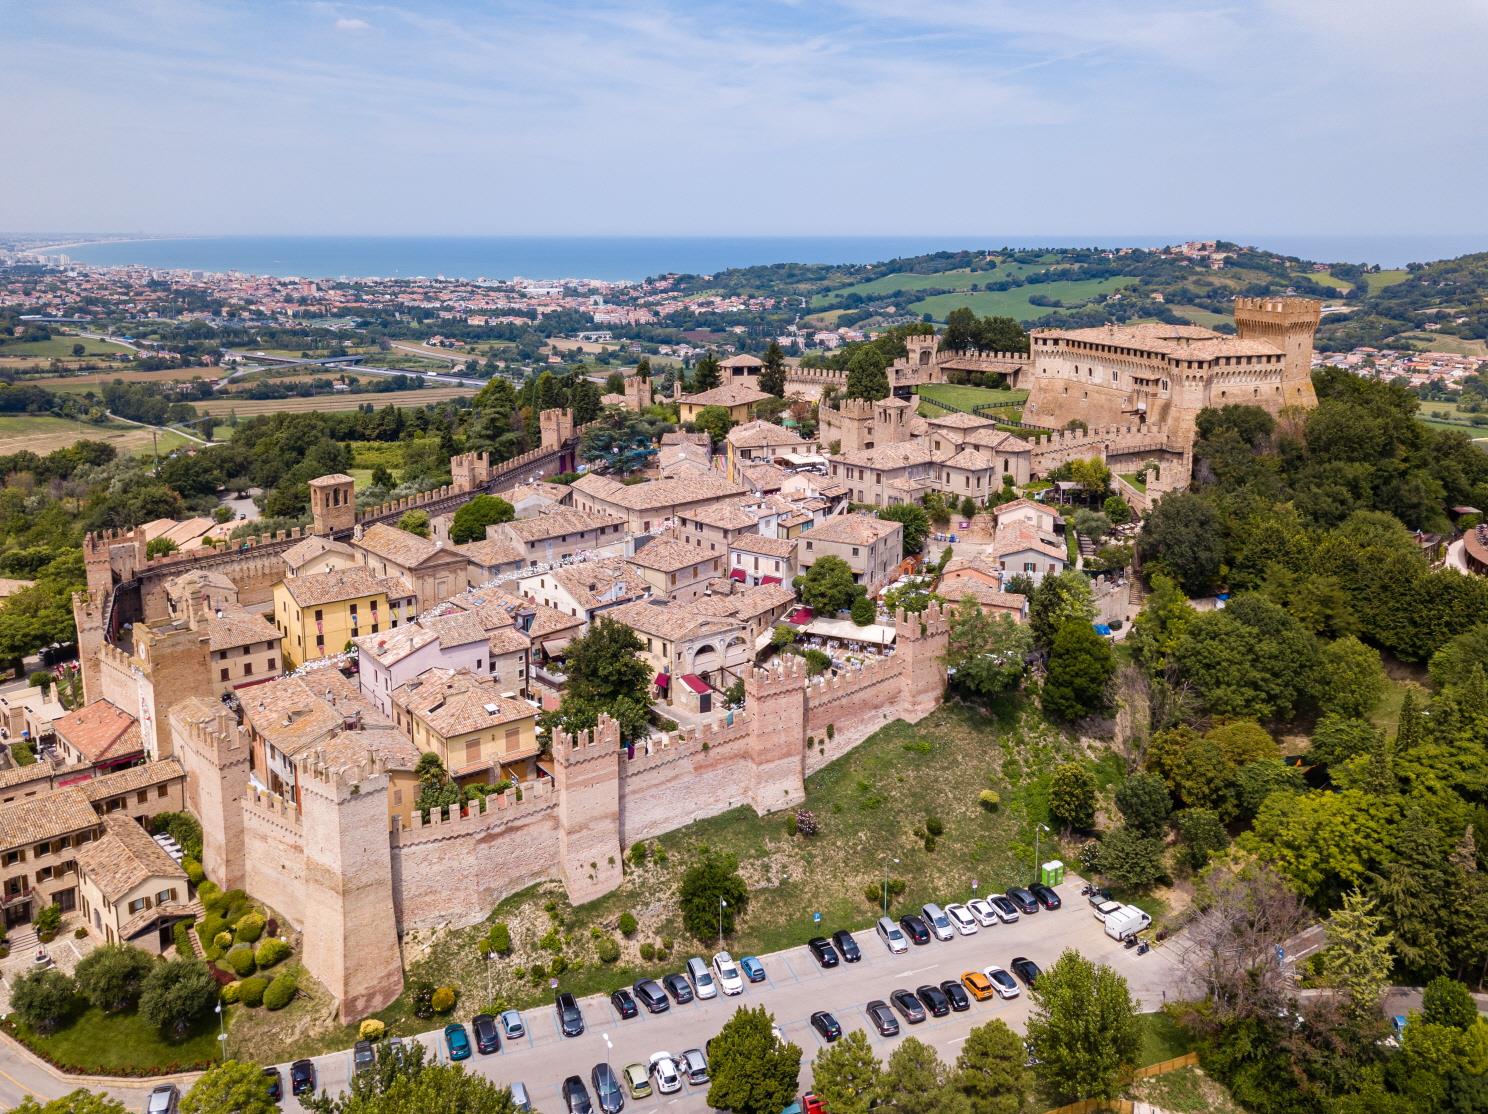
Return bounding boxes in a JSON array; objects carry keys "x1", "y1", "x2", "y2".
[
  {"x1": 28, "y1": 368, "x2": 219, "y2": 392},
  {"x1": 911, "y1": 276, "x2": 1138, "y2": 322},
  {"x1": 812, "y1": 260, "x2": 1051, "y2": 308},
  {"x1": 0, "y1": 413, "x2": 196, "y2": 456},
  {"x1": 0, "y1": 335, "x2": 131, "y2": 358},
  {"x1": 193, "y1": 385, "x2": 477, "y2": 416}
]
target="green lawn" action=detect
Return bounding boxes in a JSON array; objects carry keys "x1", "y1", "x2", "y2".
[
  {"x1": 1119, "y1": 473, "x2": 1148, "y2": 493},
  {"x1": 1168, "y1": 304, "x2": 1233, "y2": 329},
  {"x1": 1302, "y1": 272, "x2": 1353, "y2": 292},
  {"x1": 0, "y1": 336, "x2": 130, "y2": 358},
  {"x1": 912, "y1": 277, "x2": 1138, "y2": 323},
  {"x1": 917, "y1": 383, "x2": 1028, "y2": 412},
  {"x1": 6, "y1": 1005, "x2": 223, "y2": 1074},
  {"x1": 1365, "y1": 269, "x2": 1409, "y2": 292},
  {"x1": 1393, "y1": 333, "x2": 1488, "y2": 357},
  {"x1": 812, "y1": 262, "x2": 1047, "y2": 308},
  {"x1": 1137, "y1": 1010, "x2": 1195, "y2": 1066}
]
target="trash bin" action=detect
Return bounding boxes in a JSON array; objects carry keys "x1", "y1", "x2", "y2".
[{"x1": 1041, "y1": 860, "x2": 1065, "y2": 886}]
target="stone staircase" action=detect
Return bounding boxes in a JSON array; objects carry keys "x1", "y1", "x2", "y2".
[
  {"x1": 6, "y1": 925, "x2": 39, "y2": 956},
  {"x1": 180, "y1": 899, "x2": 207, "y2": 958}
]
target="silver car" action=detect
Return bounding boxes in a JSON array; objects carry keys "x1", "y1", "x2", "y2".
[{"x1": 145, "y1": 1086, "x2": 179, "y2": 1114}]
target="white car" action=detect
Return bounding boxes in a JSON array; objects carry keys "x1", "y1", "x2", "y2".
[
  {"x1": 945, "y1": 903, "x2": 979, "y2": 935},
  {"x1": 983, "y1": 965, "x2": 1021, "y2": 1000},
  {"x1": 966, "y1": 898, "x2": 1000, "y2": 927},
  {"x1": 648, "y1": 1052, "x2": 682, "y2": 1094},
  {"x1": 712, "y1": 951, "x2": 744, "y2": 996},
  {"x1": 876, "y1": 915, "x2": 909, "y2": 954},
  {"x1": 1092, "y1": 899, "x2": 1124, "y2": 922},
  {"x1": 988, "y1": 894, "x2": 1021, "y2": 924},
  {"x1": 771, "y1": 1023, "x2": 785, "y2": 1046}
]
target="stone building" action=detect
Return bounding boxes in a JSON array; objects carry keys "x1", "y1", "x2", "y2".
[
  {"x1": 798, "y1": 513, "x2": 904, "y2": 595},
  {"x1": 390, "y1": 668, "x2": 540, "y2": 784},
  {"x1": 76, "y1": 814, "x2": 191, "y2": 953},
  {"x1": 352, "y1": 523, "x2": 472, "y2": 612},
  {"x1": 569, "y1": 472, "x2": 749, "y2": 535},
  {"x1": 490, "y1": 506, "x2": 627, "y2": 566},
  {"x1": 625, "y1": 535, "x2": 726, "y2": 602}
]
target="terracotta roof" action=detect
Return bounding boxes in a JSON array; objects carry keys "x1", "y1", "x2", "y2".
[
  {"x1": 941, "y1": 448, "x2": 999, "y2": 472},
  {"x1": 965, "y1": 428, "x2": 1033, "y2": 453},
  {"x1": 742, "y1": 463, "x2": 790, "y2": 491},
  {"x1": 528, "y1": 557, "x2": 650, "y2": 611},
  {"x1": 719, "y1": 354, "x2": 764, "y2": 368},
  {"x1": 52, "y1": 701, "x2": 140, "y2": 764},
  {"x1": 0, "y1": 763, "x2": 52, "y2": 793},
  {"x1": 681, "y1": 383, "x2": 771, "y2": 408},
  {"x1": 942, "y1": 579, "x2": 1029, "y2": 613},
  {"x1": 453, "y1": 537, "x2": 526, "y2": 569},
  {"x1": 448, "y1": 589, "x2": 583, "y2": 642},
  {"x1": 354, "y1": 610, "x2": 489, "y2": 667},
  {"x1": 308, "y1": 474, "x2": 355, "y2": 486},
  {"x1": 571, "y1": 472, "x2": 748, "y2": 511},
  {"x1": 831, "y1": 442, "x2": 943, "y2": 469},
  {"x1": 693, "y1": 582, "x2": 796, "y2": 621},
  {"x1": 77, "y1": 758, "x2": 186, "y2": 803},
  {"x1": 628, "y1": 536, "x2": 716, "y2": 574},
  {"x1": 280, "y1": 566, "x2": 410, "y2": 608},
  {"x1": 682, "y1": 500, "x2": 762, "y2": 530},
  {"x1": 603, "y1": 598, "x2": 744, "y2": 643},
  {"x1": 393, "y1": 668, "x2": 537, "y2": 738},
  {"x1": 1036, "y1": 322, "x2": 1281, "y2": 361},
  {"x1": 926, "y1": 411, "x2": 995, "y2": 430},
  {"x1": 0, "y1": 786, "x2": 101, "y2": 850},
  {"x1": 203, "y1": 607, "x2": 281, "y2": 653},
  {"x1": 803, "y1": 514, "x2": 902, "y2": 546},
  {"x1": 730, "y1": 534, "x2": 797, "y2": 559},
  {"x1": 726, "y1": 420, "x2": 807, "y2": 450},
  {"x1": 355, "y1": 522, "x2": 464, "y2": 569},
  {"x1": 992, "y1": 523, "x2": 1067, "y2": 562},
  {"x1": 502, "y1": 506, "x2": 624, "y2": 543},
  {"x1": 282, "y1": 536, "x2": 356, "y2": 573},
  {"x1": 487, "y1": 625, "x2": 532, "y2": 656},
  {"x1": 316, "y1": 724, "x2": 421, "y2": 773},
  {"x1": 243, "y1": 670, "x2": 387, "y2": 758},
  {"x1": 76, "y1": 814, "x2": 185, "y2": 903},
  {"x1": 994, "y1": 497, "x2": 1062, "y2": 522},
  {"x1": 660, "y1": 431, "x2": 711, "y2": 447}
]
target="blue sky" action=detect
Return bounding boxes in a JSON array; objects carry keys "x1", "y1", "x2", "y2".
[{"x1": 4, "y1": 0, "x2": 1486, "y2": 236}]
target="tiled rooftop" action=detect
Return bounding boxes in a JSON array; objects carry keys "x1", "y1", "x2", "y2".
[
  {"x1": 394, "y1": 668, "x2": 537, "y2": 738},
  {"x1": 75, "y1": 813, "x2": 186, "y2": 902},
  {"x1": 53, "y1": 700, "x2": 140, "y2": 764},
  {"x1": 803, "y1": 514, "x2": 902, "y2": 546}
]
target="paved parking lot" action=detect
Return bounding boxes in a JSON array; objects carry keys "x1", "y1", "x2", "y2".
[{"x1": 275, "y1": 877, "x2": 1184, "y2": 1113}]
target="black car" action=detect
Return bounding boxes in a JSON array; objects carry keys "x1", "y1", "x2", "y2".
[
  {"x1": 262, "y1": 1068, "x2": 282, "y2": 1102},
  {"x1": 866, "y1": 999, "x2": 900, "y2": 1037},
  {"x1": 473, "y1": 1012, "x2": 501, "y2": 1054},
  {"x1": 916, "y1": 984, "x2": 951, "y2": 1017},
  {"x1": 662, "y1": 972, "x2": 695, "y2": 1004},
  {"x1": 633, "y1": 978, "x2": 670, "y2": 1013},
  {"x1": 562, "y1": 1074, "x2": 594, "y2": 1114},
  {"x1": 831, "y1": 929, "x2": 861, "y2": 962},
  {"x1": 556, "y1": 991, "x2": 585, "y2": 1037},
  {"x1": 807, "y1": 936, "x2": 840, "y2": 968},
  {"x1": 1007, "y1": 887, "x2": 1040, "y2": 915},
  {"x1": 290, "y1": 1059, "x2": 316, "y2": 1097},
  {"x1": 890, "y1": 988, "x2": 926, "y2": 1024},
  {"x1": 353, "y1": 1039, "x2": 376, "y2": 1074},
  {"x1": 591, "y1": 1062, "x2": 625, "y2": 1114},
  {"x1": 609, "y1": 987, "x2": 638, "y2": 1019},
  {"x1": 1010, "y1": 956, "x2": 1042, "y2": 987},
  {"x1": 1029, "y1": 882, "x2": 1062, "y2": 910},
  {"x1": 1086, "y1": 885, "x2": 1113, "y2": 910},
  {"x1": 899, "y1": 913, "x2": 931, "y2": 945},
  {"x1": 810, "y1": 1010, "x2": 843, "y2": 1042},
  {"x1": 939, "y1": 979, "x2": 971, "y2": 1012}
]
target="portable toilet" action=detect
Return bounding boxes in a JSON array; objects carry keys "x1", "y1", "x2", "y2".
[{"x1": 1041, "y1": 860, "x2": 1065, "y2": 886}]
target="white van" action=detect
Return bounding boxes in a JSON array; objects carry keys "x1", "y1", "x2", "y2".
[
  {"x1": 921, "y1": 903, "x2": 955, "y2": 942},
  {"x1": 876, "y1": 916, "x2": 909, "y2": 954},
  {"x1": 1103, "y1": 905, "x2": 1152, "y2": 941}
]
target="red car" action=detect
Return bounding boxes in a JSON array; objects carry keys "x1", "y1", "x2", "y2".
[{"x1": 804, "y1": 1095, "x2": 829, "y2": 1114}]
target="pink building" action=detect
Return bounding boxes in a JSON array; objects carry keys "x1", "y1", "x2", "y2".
[{"x1": 352, "y1": 611, "x2": 491, "y2": 716}]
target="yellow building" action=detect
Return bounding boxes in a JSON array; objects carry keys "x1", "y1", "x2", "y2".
[
  {"x1": 677, "y1": 383, "x2": 771, "y2": 425},
  {"x1": 391, "y1": 668, "x2": 540, "y2": 784},
  {"x1": 272, "y1": 567, "x2": 415, "y2": 664}
]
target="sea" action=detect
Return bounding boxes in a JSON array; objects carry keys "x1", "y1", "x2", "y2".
[{"x1": 45, "y1": 233, "x2": 1488, "y2": 281}]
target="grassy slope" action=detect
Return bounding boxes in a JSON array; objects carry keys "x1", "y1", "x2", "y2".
[
  {"x1": 0, "y1": 336, "x2": 130, "y2": 357},
  {"x1": 9, "y1": 1005, "x2": 221, "y2": 1073},
  {"x1": 1365, "y1": 269, "x2": 1410, "y2": 292},
  {"x1": 912, "y1": 277, "x2": 1137, "y2": 322},
  {"x1": 0, "y1": 413, "x2": 194, "y2": 456},
  {"x1": 918, "y1": 384, "x2": 1029, "y2": 411},
  {"x1": 811, "y1": 262, "x2": 1046, "y2": 307}
]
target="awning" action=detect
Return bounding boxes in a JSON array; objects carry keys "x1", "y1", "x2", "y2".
[
  {"x1": 729, "y1": 568, "x2": 747, "y2": 582},
  {"x1": 680, "y1": 673, "x2": 709, "y2": 695},
  {"x1": 654, "y1": 672, "x2": 670, "y2": 688},
  {"x1": 802, "y1": 616, "x2": 896, "y2": 646},
  {"x1": 541, "y1": 636, "x2": 573, "y2": 656},
  {"x1": 761, "y1": 575, "x2": 782, "y2": 586},
  {"x1": 754, "y1": 629, "x2": 775, "y2": 652},
  {"x1": 787, "y1": 606, "x2": 814, "y2": 626}
]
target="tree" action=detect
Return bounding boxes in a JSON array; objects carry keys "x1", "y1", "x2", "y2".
[
  {"x1": 1068, "y1": 457, "x2": 1111, "y2": 497},
  {"x1": 850, "y1": 595, "x2": 875, "y2": 626},
  {"x1": 1096, "y1": 826, "x2": 1166, "y2": 889},
  {"x1": 1072, "y1": 508, "x2": 1112, "y2": 545},
  {"x1": 760, "y1": 341, "x2": 787, "y2": 398},
  {"x1": 1241, "y1": 788, "x2": 1387, "y2": 905},
  {"x1": 692, "y1": 351, "x2": 722, "y2": 392},
  {"x1": 137, "y1": 958, "x2": 218, "y2": 1037},
  {"x1": 1169, "y1": 594, "x2": 1321, "y2": 721},
  {"x1": 1183, "y1": 861, "x2": 1308, "y2": 1024},
  {"x1": 953, "y1": 1019, "x2": 1031, "y2": 1114},
  {"x1": 844, "y1": 346, "x2": 889, "y2": 401},
  {"x1": 1138, "y1": 493, "x2": 1224, "y2": 595},
  {"x1": 1422, "y1": 976, "x2": 1479, "y2": 1030},
  {"x1": 1025, "y1": 950, "x2": 1140, "y2": 1102},
  {"x1": 1234, "y1": 758, "x2": 1302, "y2": 820},
  {"x1": 1115, "y1": 771, "x2": 1171, "y2": 837},
  {"x1": 1126, "y1": 573, "x2": 1194, "y2": 673},
  {"x1": 811, "y1": 1029, "x2": 882, "y2": 1114},
  {"x1": 1029, "y1": 570, "x2": 1096, "y2": 652},
  {"x1": 1042, "y1": 620, "x2": 1114, "y2": 722},
  {"x1": 876, "y1": 1037, "x2": 966, "y2": 1114},
  {"x1": 1429, "y1": 623, "x2": 1488, "y2": 691},
  {"x1": 449, "y1": 494, "x2": 515, "y2": 544},
  {"x1": 679, "y1": 850, "x2": 749, "y2": 942},
  {"x1": 1308, "y1": 714, "x2": 1380, "y2": 770},
  {"x1": 877, "y1": 503, "x2": 929, "y2": 556},
  {"x1": 145, "y1": 536, "x2": 179, "y2": 558},
  {"x1": 1318, "y1": 890, "x2": 1394, "y2": 1023},
  {"x1": 552, "y1": 617, "x2": 653, "y2": 743},
  {"x1": 693, "y1": 404, "x2": 734, "y2": 447},
  {"x1": 73, "y1": 944, "x2": 155, "y2": 1014},
  {"x1": 369, "y1": 464, "x2": 395, "y2": 489},
  {"x1": 1049, "y1": 763, "x2": 1097, "y2": 830},
  {"x1": 303, "y1": 1044, "x2": 523, "y2": 1114},
  {"x1": 12, "y1": 1092, "x2": 127, "y2": 1114},
  {"x1": 183, "y1": 1060, "x2": 280, "y2": 1114},
  {"x1": 9, "y1": 967, "x2": 76, "y2": 1034},
  {"x1": 1318, "y1": 635, "x2": 1387, "y2": 719},
  {"x1": 943, "y1": 597, "x2": 1032, "y2": 701},
  {"x1": 396, "y1": 509, "x2": 430, "y2": 538},
  {"x1": 705, "y1": 1005, "x2": 802, "y2": 1114},
  {"x1": 795, "y1": 556, "x2": 863, "y2": 614}
]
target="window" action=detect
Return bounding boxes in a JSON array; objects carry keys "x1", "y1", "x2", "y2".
[
  {"x1": 315, "y1": 609, "x2": 323, "y2": 621},
  {"x1": 127, "y1": 896, "x2": 150, "y2": 915},
  {"x1": 505, "y1": 727, "x2": 520, "y2": 752},
  {"x1": 137, "y1": 790, "x2": 148, "y2": 804},
  {"x1": 316, "y1": 634, "x2": 325, "y2": 648},
  {"x1": 466, "y1": 740, "x2": 482, "y2": 765},
  {"x1": 3, "y1": 849, "x2": 25, "y2": 866},
  {"x1": 157, "y1": 785, "x2": 168, "y2": 799},
  {"x1": 243, "y1": 662, "x2": 253, "y2": 677},
  {"x1": 156, "y1": 888, "x2": 176, "y2": 905},
  {"x1": 267, "y1": 658, "x2": 276, "y2": 672}
]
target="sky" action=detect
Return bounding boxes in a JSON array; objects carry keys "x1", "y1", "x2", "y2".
[{"x1": 4, "y1": 0, "x2": 1487, "y2": 237}]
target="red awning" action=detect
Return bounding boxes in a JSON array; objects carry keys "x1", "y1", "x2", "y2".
[
  {"x1": 761, "y1": 575, "x2": 782, "y2": 586},
  {"x1": 787, "y1": 606, "x2": 814, "y2": 625},
  {"x1": 680, "y1": 673, "x2": 709, "y2": 695},
  {"x1": 654, "y1": 672, "x2": 670, "y2": 688},
  {"x1": 729, "y1": 567, "x2": 747, "y2": 582}
]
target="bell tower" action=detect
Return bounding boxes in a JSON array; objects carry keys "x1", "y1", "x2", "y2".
[{"x1": 308, "y1": 474, "x2": 357, "y2": 536}]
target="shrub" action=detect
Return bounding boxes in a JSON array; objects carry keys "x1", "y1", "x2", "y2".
[
  {"x1": 629, "y1": 843, "x2": 648, "y2": 868},
  {"x1": 979, "y1": 789, "x2": 1001, "y2": 811},
  {"x1": 74, "y1": 943, "x2": 155, "y2": 1013},
  {"x1": 220, "y1": 981, "x2": 241, "y2": 1005},
  {"x1": 173, "y1": 920, "x2": 195, "y2": 957},
  {"x1": 925, "y1": 815, "x2": 945, "y2": 838},
  {"x1": 431, "y1": 986, "x2": 457, "y2": 1013},
  {"x1": 238, "y1": 976, "x2": 268, "y2": 1007},
  {"x1": 11, "y1": 968, "x2": 78, "y2": 1034},
  {"x1": 196, "y1": 880, "x2": 221, "y2": 908},
  {"x1": 795, "y1": 809, "x2": 819, "y2": 836},
  {"x1": 595, "y1": 936, "x2": 620, "y2": 963},
  {"x1": 538, "y1": 928, "x2": 562, "y2": 953},
  {"x1": 359, "y1": 1019, "x2": 386, "y2": 1042},
  {"x1": 486, "y1": 922, "x2": 512, "y2": 956},
  {"x1": 263, "y1": 972, "x2": 298, "y2": 1010},
  {"x1": 74, "y1": 926, "x2": 87, "y2": 939},
  {"x1": 34, "y1": 903, "x2": 62, "y2": 942},
  {"x1": 213, "y1": 932, "x2": 233, "y2": 951},
  {"x1": 233, "y1": 911, "x2": 266, "y2": 944},
  {"x1": 412, "y1": 982, "x2": 436, "y2": 1018},
  {"x1": 550, "y1": 956, "x2": 569, "y2": 976},
  {"x1": 254, "y1": 937, "x2": 292, "y2": 969},
  {"x1": 226, "y1": 945, "x2": 256, "y2": 977},
  {"x1": 639, "y1": 943, "x2": 656, "y2": 961},
  {"x1": 618, "y1": 912, "x2": 638, "y2": 937}
]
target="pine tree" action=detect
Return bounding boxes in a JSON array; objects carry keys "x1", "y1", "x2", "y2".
[
  {"x1": 759, "y1": 341, "x2": 786, "y2": 397},
  {"x1": 811, "y1": 1030, "x2": 881, "y2": 1114},
  {"x1": 1395, "y1": 689, "x2": 1422, "y2": 750}
]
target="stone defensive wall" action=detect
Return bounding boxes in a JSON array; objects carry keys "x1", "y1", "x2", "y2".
[
  {"x1": 240, "y1": 786, "x2": 308, "y2": 931},
  {"x1": 1024, "y1": 423, "x2": 1175, "y2": 472},
  {"x1": 804, "y1": 653, "x2": 908, "y2": 773}
]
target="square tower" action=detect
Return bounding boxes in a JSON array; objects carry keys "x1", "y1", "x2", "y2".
[
  {"x1": 1234, "y1": 297, "x2": 1321, "y2": 409},
  {"x1": 308, "y1": 474, "x2": 357, "y2": 536}
]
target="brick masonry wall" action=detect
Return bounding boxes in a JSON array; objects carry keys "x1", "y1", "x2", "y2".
[
  {"x1": 804, "y1": 655, "x2": 909, "y2": 773},
  {"x1": 241, "y1": 789, "x2": 308, "y2": 928}
]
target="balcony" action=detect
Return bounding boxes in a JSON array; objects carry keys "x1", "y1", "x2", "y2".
[{"x1": 2, "y1": 886, "x2": 34, "y2": 909}]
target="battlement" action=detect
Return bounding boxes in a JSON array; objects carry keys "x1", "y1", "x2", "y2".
[
  {"x1": 746, "y1": 654, "x2": 806, "y2": 697},
  {"x1": 1233, "y1": 295, "x2": 1322, "y2": 322},
  {"x1": 623, "y1": 710, "x2": 754, "y2": 778},
  {"x1": 174, "y1": 699, "x2": 248, "y2": 758},
  {"x1": 298, "y1": 747, "x2": 391, "y2": 801},
  {"x1": 392, "y1": 775, "x2": 557, "y2": 844},
  {"x1": 896, "y1": 600, "x2": 948, "y2": 639},
  {"x1": 551, "y1": 713, "x2": 622, "y2": 764},
  {"x1": 805, "y1": 653, "x2": 902, "y2": 705},
  {"x1": 243, "y1": 786, "x2": 303, "y2": 835}
]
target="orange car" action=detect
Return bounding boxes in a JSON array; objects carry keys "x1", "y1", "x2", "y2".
[{"x1": 961, "y1": 970, "x2": 997, "y2": 1001}]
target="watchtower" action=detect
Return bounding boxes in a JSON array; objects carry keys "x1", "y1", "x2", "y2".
[
  {"x1": 744, "y1": 656, "x2": 807, "y2": 814},
  {"x1": 904, "y1": 332, "x2": 939, "y2": 369},
  {"x1": 551, "y1": 714, "x2": 623, "y2": 904},
  {"x1": 896, "y1": 601, "x2": 949, "y2": 722},
  {"x1": 539, "y1": 408, "x2": 575, "y2": 451},
  {"x1": 308, "y1": 474, "x2": 356, "y2": 536},
  {"x1": 1234, "y1": 296, "x2": 1321, "y2": 409},
  {"x1": 624, "y1": 375, "x2": 653, "y2": 412}
]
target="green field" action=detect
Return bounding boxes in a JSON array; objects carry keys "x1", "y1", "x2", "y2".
[
  {"x1": 1392, "y1": 333, "x2": 1488, "y2": 357},
  {"x1": 1168, "y1": 304, "x2": 1232, "y2": 329},
  {"x1": 1365, "y1": 269, "x2": 1410, "y2": 292},
  {"x1": 0, "y1": 412, "x2": 194, "y2": 456},
  {"x1": 0, "y1": 335, "x2": 130, "y2": 358},
  {"x1": 918, "y1": 383, "x2": 1028, "y2": 412},
  {"x1": 1303, "y1": 271, "x2": 1353, "y2": 292},
  {"x1": 812, "y1": 262, "x2": 1047, "y2": 307},
  {"x1": 912, "y1": 276, "x2": 1139, "y2": 323}
]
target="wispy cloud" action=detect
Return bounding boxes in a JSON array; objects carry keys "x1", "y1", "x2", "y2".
[{"x1": 334, "y1": 16, "x2": 370, "y2": 31}]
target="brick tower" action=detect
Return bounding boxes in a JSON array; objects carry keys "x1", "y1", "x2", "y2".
[
  {"x1": 539, "y1": 408, "x2": 575, "y2": 451},
  {"x1": 170, "y1": 698, "x2": 251, "y2": 890},
  {"x1": 551, "y1": 714, "x2": 624, "y2": 904},
  {"x1": 308, "y1": 474, "x2": 357, "y2": 536},
  {"x1": 1234, "y1": 296, "x2": 1321, "y2": 409},
  {"x1": 743, "y1": 656, "x2": 807, "y2": 815},
  {"x1": 895, "y1": 601, "x2": 949, "y2": 722},
  {"x1": 131, "y1": 619, "x2": 211, "y2": 759}
]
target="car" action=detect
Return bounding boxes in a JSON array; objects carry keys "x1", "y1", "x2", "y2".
[
  {"x1": 290, "y1": 1060, "x2": 316, "y2": 1097},
  {"x1": 945, "y1": 903, "x2": 979, "y2": 935},
  {"x1": 686, "y1": 956, "x2": 718, "y2": 999},
  {"x1": 610, "y1": 988, "x2": 639, "y2": 1019},
  {"x1": 810, "y1": 1010, "x2": 843, "y2": 1042},
  {"x1": 983, "y1": 965, "x2": 1021, "y2": 999},
  {"x1": 961, "y1": 970, "x2": 997, "y2": 1001},
  {"x1": 445, "y1": 1022, "x2": 472, "y2": 1061},
  {"x1": 916, "y1": 984, "x2": 951, "y2": 1017},
  {"x1": 1010, "y1": 956, "x2": 1042, "y2": 987},
  {"x1": 876, "y1": 915, "x2": 909, "y2": 954},
  {"x1": 262, "y1": 1068, "x2": 282, "y2": 1101},
  {"x1": 591, "y1": 1062, "x2": 625, "y2": 1113},
  {"x1": 624, "y1": 1062, "x2": 652, "y2": 1099},
  {"x1": 1092, "y1": 899, "x2": 1124, "y2": 922},
  {"x1": 352, "y1": 1038, "x2": 376, "y2": 1074},
  {"x1": 1086, "y1": 885, "x2": 1114, "y2": 910},
  {"x1": 807, "y1": 936, "x2": 840, "y2": 967},
  {"x1": 556, "y1": 990, "x2": 586, "y2": 1036},
  {"x1": 740, "y1": 955, "x2": 767, "y2": 982},
  {"x1": 472, "y1": 1013, "x2": 501, "y2": 1054},
  {"x1": 772, "y1": 1023, "x2": 786, "y2": 1045},
  {"x1": 633, "y1": 978, "x2": 670, "y2": 1013},
  {"x1": 511, "y1": 1081, "x2": 533, "y2": 1112},
  {"x1": 680, "y1": 1047, "x2": 709, "y2": 1084},
  {"x1": 988, "y1": 894, "x2": 1020, "y2": 923},
  {"x1": 1007, "y1": 887, "x2": 1041, "y2": 915},
  {"x1": 380, "y1": 1037, "x2": 407, "y2": 1063},
  {"x1": 920, "y1": 903, "x2": 955, "y2": 941},
  {"x1": 966, "y1": 897, "x2": 1000, "y2": 927},
  {"x1": 804, "y1": 1095, "x2": 829, "y2": 1114},
  {"x1": 145, "y1": 1085, "x2": 179, "y2": 1114},
  {"x1": 899, "y1": 913, "x2": 931, "y2": 945},
  {"x1": 831, "y1": 929, "x2": 862, "y2": 962},
  {"x1": 562, "y1": 1075, "x2": 594, "y2": 1114},
  {"x1": 662, "y1": 973, "x2": 695, "y2": 1004},
  {"x1": 890, "y1": 988, "x2": 927, "y2": 1024},
  {"x1": 712, "y1": 951, "x2": 745, "y2": 995},
  {"x1": 939, "y1": 979, "x2": 971, "y2": 1011},
  {"x1": 1029, "y1": 882, "x2": 1062, "y2": 910},
  {"x1": 866, "y1": 999, "x2": 901, "y2": 1036},
  {"x1": 648, "y1": 1051, "x2": 682, "y2": 1094}
]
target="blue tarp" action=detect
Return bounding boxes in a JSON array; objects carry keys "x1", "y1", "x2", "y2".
[{"x1": 1093, "y1": 623, "x2": 1113, "y2": 636}]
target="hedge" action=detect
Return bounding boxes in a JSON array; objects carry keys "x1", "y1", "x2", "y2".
[
  {"x1": 255, "y1": 938, "x2": 291, "y2": 969},
  {"x1": 172, "y1": 920, "x2": 196, "y2": 957},
  {"x1": 225, "y1": 946, "x2": 256, "y2": 978},
  {"x1": 238, "y1": 976, "x2": 268, "y2": 1008},
  {"x1": 182, "y1": 858, "x2": 206, "y2": 886},
  {"x1": 233, "y1": 912, "x2": 266, "y2": 944},
  {"x1": 263, "y1": 973, "x2": 297, "y2": 1011},
  {"x1": 431, "y1": 986, "x2": 456, "y2": 1013},
  {"x1": 359, "y1": 1019, "x2": 385, "y2": 1042},
  {"x1": 196, "y1": 880, "x2": 221, "y2": 908},
  {"x1": 220, "y1": 981, "x2": 241, "y2": 1005}
]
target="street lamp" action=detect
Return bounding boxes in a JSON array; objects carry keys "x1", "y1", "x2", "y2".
[
  {"x1": 882, "y1": 855, "x2": 900, "y2": 918},
  {"x1": 215, "y1": 1002, "x2": 226, "y2": 1061},
  {"x1": 1033, "y1": 823, "x2": 1050, "y2": 885},
  {"x1": 719, "y1": 898, "x2": 728, "y2": 945},
  {"x1": 485, "y1": 951, "x2": 494, "y2": 1006}
]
